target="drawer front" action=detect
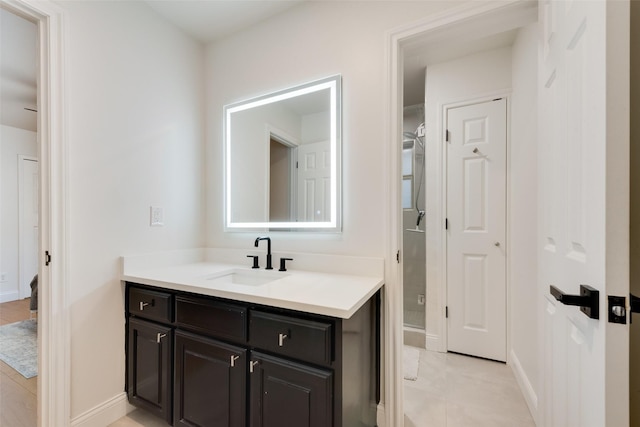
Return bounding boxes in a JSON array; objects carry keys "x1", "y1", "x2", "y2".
[
  {"x1": 129, "y1": 287, "x2": 173, "y2": 323},
  {"x1": 249, "y1": 310, "x2": 333, "y2": 366},
  {"x1": 176, "y1": 296, "x2": 247, "y2": 343}
]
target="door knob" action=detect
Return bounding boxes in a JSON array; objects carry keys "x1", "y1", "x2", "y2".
[
  {"x1": 550, "y1": 284, "x2": 599, "y2": 319},
  {"x1": 494, "y1": 242, "x2": 500, "y2": 247}
]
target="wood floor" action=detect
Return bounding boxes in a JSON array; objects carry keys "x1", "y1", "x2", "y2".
[{"x1": 0, "y1": 298, "x2": 37, "y2": 427}]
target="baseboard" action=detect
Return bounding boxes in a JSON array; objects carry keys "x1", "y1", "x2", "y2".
[
  {"x1": 510, "y1": 349, "x2": 539, "y2": 425},
  {"x1": 376, "y1": 402, "x2": 386, "y2": 427},
  {"x1": 70, "y1": 392, "x2": 132, "y2": 427},
  {"x1": 0, "y1": 291, "x2": 20, "y2": 303},
  {"x1": 425, "y1": 332, "x2": 443, "y2": 352}
]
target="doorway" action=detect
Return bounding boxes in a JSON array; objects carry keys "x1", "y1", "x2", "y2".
[
  {"x1": 389, "y1": 2, "x2": 540, "y2": 426},
  {"x1": 1, "y1": 0, "x2": 69, "y2": 425},
  {"x1": 391, "y1": 1, "x2": 632, "y2": 426}
]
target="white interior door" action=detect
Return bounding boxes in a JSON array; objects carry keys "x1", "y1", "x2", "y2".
[
  {"x1": 19, "y1": 156, "x2": 38, "y2": 299},
  {"x1": 446, "y1": 98, "x2": 507, "y2": 362},
  {"x1": 297, "y1": 140, "x2": 330, "y2": 222},
  {"x1": 539, "y1": 0, "x2": 630, "y2": 425}
]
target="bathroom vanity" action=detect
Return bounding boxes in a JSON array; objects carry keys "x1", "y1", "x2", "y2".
[{"x1": 122, "y1": 250, "x2": 383, "y2": 427}]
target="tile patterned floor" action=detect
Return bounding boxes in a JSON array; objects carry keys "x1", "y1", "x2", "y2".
[
  {"x1": 404, "y1": 347, "x2": 536, "y2": 427},
  {"x1": 0, "y1": 298, "x2": 37, "y2": 427}
]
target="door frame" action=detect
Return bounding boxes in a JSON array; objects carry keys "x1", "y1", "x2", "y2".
[
  {"x1": 442, "y1": 95, "x2": 510, "y2": 358},
  {"x1": 18, "y1": 155, "x2": 38, "y2": 299},
  {"x1": 384, "y1": 2, "x2": 536, "y2": 426},
  {"x1": 1, "y1": 1, "x2": 69, "y2": 426}
]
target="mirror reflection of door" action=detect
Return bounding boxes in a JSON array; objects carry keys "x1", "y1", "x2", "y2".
[
  {"x1": 269, "y1": 137, "x2": 296, "y2": 221},
  {"x1": 297, "y1": 140, "x2": 330, "y2": 222}
]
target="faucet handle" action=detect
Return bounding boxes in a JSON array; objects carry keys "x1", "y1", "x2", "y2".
[
  {"x1": 246, "y1": 255, "x2": 259, "y2": 269},
  {"x1": 279, "y1": 257, "x2": 293, "y2": 272}
]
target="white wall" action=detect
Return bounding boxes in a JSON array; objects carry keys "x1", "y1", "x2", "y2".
[
  {"x1": 205, "y1": 1, "x2": 455, "y2": 253},
  {"x1": 509, "y1": 23, "x2": 539, "y2": 420},
  {"x1": 0, "y1": 124, "x2": 37, "y2": 302},
  {"x1": 55, "y1": 0, "x2": 205, "y2": 420},
  {"x1": 423, "y1": 46, "x2": 513, "y2": 349}
]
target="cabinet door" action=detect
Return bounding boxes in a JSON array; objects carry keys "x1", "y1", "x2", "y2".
[
  {"x1": 250, "y1": 352, "x2": 333, "y2": 427},
  {"x1": 127, "y1": 317, "x2": 173, "y2": 424},
  {"x1": 174, "y1": 330, "x2": 246, "y2": 427}
]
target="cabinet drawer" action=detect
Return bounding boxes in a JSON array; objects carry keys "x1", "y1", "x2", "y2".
[
  {"x1": 249, "y1": 311, "x2": 333, "y2": 366},
  {"x1": 176, "y1": 296, "x2": 247, "y2": 343},
  {"x1": 129, "y1": 287, "x2": 173, "y2": 323}
]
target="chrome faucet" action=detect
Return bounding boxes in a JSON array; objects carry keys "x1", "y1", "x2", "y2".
[{"x1": 254, "y1": 237, "x2": 272, "y2": 270}]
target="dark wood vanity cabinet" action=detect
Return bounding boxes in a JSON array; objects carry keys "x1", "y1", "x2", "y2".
[
  {"x1": 125, "y1": 282, "x2": 379, "y2": 427},
  {"x1": 127, "y1": 315, "x2": 173, "y2": 424}
]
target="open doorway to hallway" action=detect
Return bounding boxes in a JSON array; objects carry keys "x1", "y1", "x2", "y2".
[{"x1": 0, "y1": 6, "x2": 39, "y2": 427}]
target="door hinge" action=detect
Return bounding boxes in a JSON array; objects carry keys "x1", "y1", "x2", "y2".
[
  {"x1": 396, "y1": 250, "x2": 400, "y2": 264},
  {"x1": 446, "y1": 306, "x2": 449, "y2": 318},
  {"x1": 445, "y1": 129, "x2": 450, "y2": 142},
  {"x1": 296, "y1": 161, "x2": 299, "y2": 169},
  {"x1": 445, "y1": 218, "x2": 449, "y2": 230},
  {"x1": 45, "y1": 250, "x2": 51, "y2": 266}
]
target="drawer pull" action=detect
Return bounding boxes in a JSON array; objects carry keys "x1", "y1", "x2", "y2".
[
  {"x1": 139, "y1": 299, "x2": 155, "y2": 311},
  {"x1": 278, "y1": 333, "x2": 288, "y2": 347},
  {"x1": 156, "y1": 333, "x2": 166, "y2": 343},
  {"x1": 249, "y1": 360, "x2": 259, "y2": 373},
  {"x1": 230, "y1": 355, "x2": 240, "y2": 367}
]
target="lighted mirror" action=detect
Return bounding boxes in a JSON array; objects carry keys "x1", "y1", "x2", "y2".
[{"x1": 224, "y1": 75, "x2": 341, "y2": 231}]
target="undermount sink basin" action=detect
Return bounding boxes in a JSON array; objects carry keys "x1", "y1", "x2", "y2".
[{"x1": 206, "y1": 269, "x2": 288, "y2": 287}]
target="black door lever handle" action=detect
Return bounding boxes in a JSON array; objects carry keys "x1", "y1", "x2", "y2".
[{"x1": 550, "y1": 284, "x2": 599, "y2": 319}]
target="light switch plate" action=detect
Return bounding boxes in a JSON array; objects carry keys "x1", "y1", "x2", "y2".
[{"x1": 150, "y1": 206, "x2": 164, "y2": 226}]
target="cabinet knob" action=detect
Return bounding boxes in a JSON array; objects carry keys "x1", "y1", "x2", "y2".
[
  {"x1": 249, "y1": 360, "x2": 260, "y2": 373},
  {"x1": 278, "y1": 333, "x2": 288, "y2": 347},
  {"x1": 140, "y1": 301, "x2": 149, "y2": 310},
  {"x1": 156, "y1": 333, "x2": 166, "y2": 343},
  {"x1": 230, "y1": 355, "x2": 240, "y2": 367}
]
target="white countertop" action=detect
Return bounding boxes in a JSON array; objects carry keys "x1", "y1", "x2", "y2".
[{"x1": 121, "y1": 249, "x2": 384, "y2": 319}]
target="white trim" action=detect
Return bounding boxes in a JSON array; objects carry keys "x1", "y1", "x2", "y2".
[
  {"x1": 70, "y1": 393, "x2": 131, "y2": 427},
  {"x1": 510, "y1": 349, "x2": 539, "y2": 425},
  {"x1": 385, "y1": 2, "x2": 536, "y2": 426},
  {"x1": 1, "y1": 0, "x2": 70, "y2": 426}
]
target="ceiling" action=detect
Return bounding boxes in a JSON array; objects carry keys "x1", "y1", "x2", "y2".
[
  {"x1": 143, "y1": 0, "x2": 305, "y2": 43},
  {"x1": 1, "y1": 1, "x2": 530, "y2": 132},
  {"x1": 0, "y1": 8, "x2": 38, "y2": 132}
]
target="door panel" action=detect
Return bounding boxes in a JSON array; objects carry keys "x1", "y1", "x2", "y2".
[
  {"x1": 19, "y1": 157, "x2": 38, "y2": 299},
  {"x1": 447, "y1": 98, "x2": 507, "y2": 362},
  {"x1": 297, "y1": 141, "x2": 330, "y2": 222},
  {"x1": 538, "y1": 0, "x2": 630, "y2": 425},
  {"x1": 174, "y1": 331, "x2": 246, "y2": 427},
  {"x1": 250, "y1": 352, "x2": 332, "y2": 427},
  {"x1": 127, "y1": 318, "x2": 172, "y2": 424}
]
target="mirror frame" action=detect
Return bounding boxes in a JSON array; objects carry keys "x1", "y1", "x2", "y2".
[{"x1": 224, "y1": 75, "x2": 342, "y2": 231}]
